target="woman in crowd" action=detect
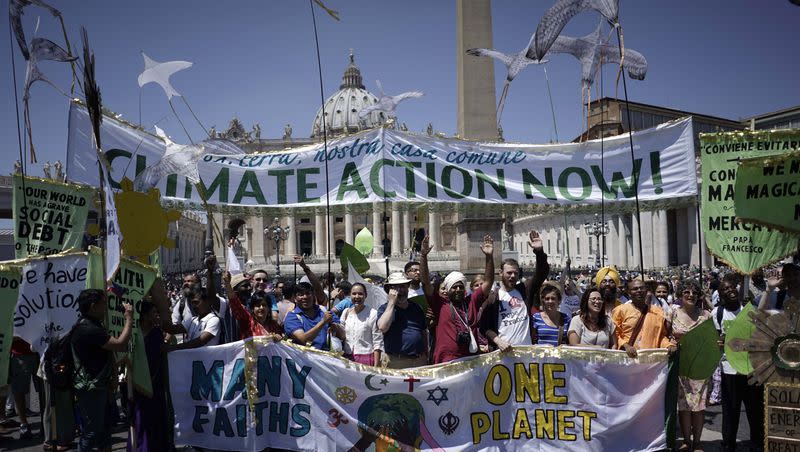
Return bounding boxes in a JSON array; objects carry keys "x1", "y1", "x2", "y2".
[
  {"x1": 671, "y1": 280, "x2": 712, "y2": 451},
  {"x1": 340, "y1": 283, "x2": 383, "y2": 366},
  {"x1": 567, "y1": 289, "x2": 616, "y2": 348},
  {"x1": 223, "y1": 272, "x2": 283, "y2": 340},
  {"x1": 531, "y1": 283, "x2": 569, "y2": 346}
]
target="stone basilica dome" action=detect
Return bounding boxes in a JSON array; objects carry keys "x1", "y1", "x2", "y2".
[{"x1": 311, "y1": 53, "x2": 385, "y2": 138}]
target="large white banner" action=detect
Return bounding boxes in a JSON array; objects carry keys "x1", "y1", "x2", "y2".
[
  {"x1": 67, "y1": 102, "x2": 697, "y2": 208},
  {"x1": 169, "y1": 340, "x2": 673, "y2": 451},
  {"x1": 13, "y1": 252, "x2": 86, "y2": 353}
]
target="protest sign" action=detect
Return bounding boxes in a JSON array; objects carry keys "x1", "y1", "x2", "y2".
[
  {"x1": 13, "y1": 175, "x2": 93, "y2": 258},
  {"x1": 699, "y1": 130, "x2": 800, "y2": 274},
  {"x1": 765, "y1": 383, "x2": 800, "y2": 451},
  {"x1": 87, "y1": 248, "x2": 156, "y2": 395},
  {"x1": 734, "y1": 150, "x2": 800, "y2": 234},
  {"x1": 0, "y1": 266, "x2": 21, "y2": 386},
  {"x1": 13, "y1": 252, "x2": 87, "y2": 354},
  {"x1": 169, "y1": 340, "x2": 674, "y2": 451},
  {"x1": 67, "y1": 102, "x2": 697, "y2": 209}
]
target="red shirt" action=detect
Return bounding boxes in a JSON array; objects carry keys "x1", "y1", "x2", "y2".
[
  {"x1": 428, "y1": 287, "x2": 484, "y2": 364},
  {"x1": 11, "y1": 337, "x2": 35, "y2": 356},
  {"x1": 229, "y1": 293, "x2": 282, "y2": 339}
]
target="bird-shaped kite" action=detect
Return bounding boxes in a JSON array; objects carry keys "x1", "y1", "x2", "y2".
[
  {"x1": 137, "y1": 52, "x2": 192, "y2": 100},
  {"x1": 133, "y1": 126, "x2": 244, "y2": 192},
  {"x1": 466, "y1": 35, "x2": 547, "y2": 126},
  {"x1": 23, "y1": 37, "x2": 77, "y2": 162},
  {"x1": 528, "y1": 0, "x2": 620, "y2": 62},
  {"x1": 9, "y1": 0, "x2": 61, "y2": 61},
  {"x1": 358, "y1": 80, "x2": 423, "y2": 119}
]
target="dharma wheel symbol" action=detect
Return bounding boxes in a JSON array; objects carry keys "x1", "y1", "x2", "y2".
[
  {"x1": 335, "y1": 386, "x2": 357, "y2": 404},
  {"x1": 438, "y1": 411, "x2": 460, "y2": 436}
]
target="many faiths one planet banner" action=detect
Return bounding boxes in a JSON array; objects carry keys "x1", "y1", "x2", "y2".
[
  {"x1": 66, "y1": 102, "x2": 697, "y2": 209},
  {"x1": 168, "y1": 339, "x2": 674, "y2": 451}
]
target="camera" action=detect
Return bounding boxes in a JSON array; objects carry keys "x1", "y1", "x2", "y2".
[{"x1": 456, "y1": 331, "x2": 471, "y2": 346}]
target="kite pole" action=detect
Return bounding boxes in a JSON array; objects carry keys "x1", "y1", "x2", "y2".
[
  {"x1": 7, "y1": 17, "x2": 32, "y2": 252},
  {"x1": 615, "y1": 26, "x2": 645, "y2": 277},
  {"x1": 599, "y1": 53, "x2": 606, "y2": 267}
]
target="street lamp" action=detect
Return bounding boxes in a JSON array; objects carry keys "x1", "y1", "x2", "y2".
[
  {"x1": 583, "y1": 213, "x2": 609, "y2": 269},
  {"x1": 265, "y1": 218, "x2": 290, "y2": 277}
]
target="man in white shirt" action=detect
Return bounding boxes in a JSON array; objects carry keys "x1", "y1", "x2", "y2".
[
  {"x1": 163, "y1": 290, "x2": 221, "y2": 350},
  {"x1": 405, "y1": 261, "x2": 425, "y2": 298}
]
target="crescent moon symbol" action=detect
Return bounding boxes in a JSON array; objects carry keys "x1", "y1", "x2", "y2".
[{"x1": 364, "y1": 373, "x2": 382, "y2": 391}]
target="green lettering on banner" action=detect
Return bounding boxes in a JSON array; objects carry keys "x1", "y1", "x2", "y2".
[
  {"x1": 590, "y1": 159, "x2": 642, "y2": 200},
  {"x1": 442, "y1": 165, "x2": 472, "y2": 199},
  {"x1": 394, "y1": 161, "x2": 421, "y2": 198},
  {"x1": 13, "y1": 175, "x2": 94, "y2": 258},
  {"x1": 0, "y1": 268, "x2": 21, "y2": 388},
  {"x1": 232, "y1": 171, "x2": 267, "y2": 204},
  {"x1": 558, "y1": 167, "x2": 591, "y2": 201},
  {"x1": 700, "y1": 131, "x2": 800, "y2": 274},
  {"x1": 425, "y1": 162, "x2": 438, "y2": 198},
  {"x1": 191, "y1": 360, "x2": 224, "y2": 402},
  {"x1": 105, "y1": 149, "x2": 146, "y2": 189},
  {"x1": 200, "y1": 168, "x2": 230, "y2": 203},
  {"x1": 476, "y1": 169, "x2": 507, "y2": 199},
  {"x1": 734, "y1": 151, "x2": 800, "y2": 234},
  {"x1": 337, "y1": 162, "x2": 369, "y2": 200},
  {"x1": 369, "y1": 159, "x2": 396, "y2": 198},
  {"x1": 522, "y1": 168, "x2": 557, "y2": 200},
  {"x1": 268, "y1": 170, "x2": 293, "y2": 204},
  {"x1": 297, "y1": 168, "x2": 320, "y2": 203}
]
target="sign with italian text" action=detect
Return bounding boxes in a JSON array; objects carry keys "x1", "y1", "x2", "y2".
[
  {"x1": 169, "y1": 341, "x2": 673, "y2": 451},
  {"x1": 734, "y1": 151, "x2": 800, "y2": 235},
  {"x1": 67, "y1": 102, "x2": 697, "y2": 209},
  {"x1": 766, "y1": 383, "x2": 800, "y2": 450},
  {"x1": 699, "y1": 130, "x2": 800, "y2": 274}
]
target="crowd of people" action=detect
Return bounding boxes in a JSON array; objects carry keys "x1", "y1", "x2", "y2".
[{"x1": 1, "y1": 229, "x2": 798, "y2": 452}]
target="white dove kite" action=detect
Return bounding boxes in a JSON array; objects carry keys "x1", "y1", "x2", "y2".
[
  {"x1": 137, "y1": 52, "x2": 192, "y2": 100},
  {"x1": 358, "y1": 80, "x2": 423, "y2": 119},
  {"x1": 133, "y1": 126, "x2": 244, "y2": 192}
]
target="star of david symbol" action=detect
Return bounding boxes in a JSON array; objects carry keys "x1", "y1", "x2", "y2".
[{"x1": 426, "y1": 385, "x2": 449, "y2": 406}]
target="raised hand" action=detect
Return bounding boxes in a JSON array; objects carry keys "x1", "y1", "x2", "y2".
[
  {"x1": 420, "y1": 235, "x2": 433, "y2": 256},
  {"x1": 481, "y1": 234, "x2": 494, "y2": 256},
  {"x1": 528, "y1": 230, "x2": 543, "y2": 252}
]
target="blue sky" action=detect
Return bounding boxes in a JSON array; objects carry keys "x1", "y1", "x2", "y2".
[{"x1": 2, "y1": 0, "x2": 799, "y2": 178}]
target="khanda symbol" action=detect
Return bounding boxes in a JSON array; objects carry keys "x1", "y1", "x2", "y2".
[{"x1": 438, "y1": 412, "x2": 460, "y2": 436}]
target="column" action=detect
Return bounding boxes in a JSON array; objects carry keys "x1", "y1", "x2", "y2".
[
  {"x1": 345, "y1": 210, "x2": 354, "y2": 245},
  {"x1": 286, "y1": 213, "x2": 297, "y2": 256},
  {"x1": 391, "y1": 203, "x2": 401, "y2": 257},
  {"x1": 372, "y1": 202, "x2": 384, "y2": 256},
  {"x1": 314, "y1": 210, "x2": 325, "y2": 256},
  {"x1": 607, "y1": 214, "x2": 618, "y2": 266},
  {"x1": 428, "y1": 208, "x2": 440, "y2": 250},
  {"x1": 617, "y1": 214, "x2": 628, "y2": 270},
  {"x1": 402, "y1": 207, "x2": 411, "y2": 251},
  {"x1": 632, "y1": 213, "x2": 641, "y2": 271},
  {"x1": 656, "y1": 209, "x2": 669, "y2": 268}
]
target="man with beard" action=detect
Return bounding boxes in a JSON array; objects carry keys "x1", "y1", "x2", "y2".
[
  {"x1": 713, "y1": 276, "x2": 764, "y2": 451},
  {"x1": 612, "y1": 279, "x2": 676, "y2": 358},
  {"x1": 595, "y1": 267, "x2": 623, "y2": 316},
  {"x1": 479, "y1": 231, "x2": 549, "y2": 352},
  {"x1": 170, "y1": 273, "x2": 201, "y2": 343},
  {"x1": 419, "y1": 234, "x2": 493, "y2": 363}
]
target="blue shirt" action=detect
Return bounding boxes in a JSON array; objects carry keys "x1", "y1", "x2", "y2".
[
  {"x1": 333, "y1": 297, "x2": 353, "y2": 313},
  {"x1": 377, "y1": 301, "x2": 426, "y2": 356},
  {"x1": 284, "y1": 306, "x2": 340, "y2": 351},
  {"x1": 531, "y1": 312, "x2": 569, "y2": 346}
]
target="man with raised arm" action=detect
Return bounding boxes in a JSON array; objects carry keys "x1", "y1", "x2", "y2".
[{"x1": 479, "y1": 230, "x2": 550, "y2": 352}]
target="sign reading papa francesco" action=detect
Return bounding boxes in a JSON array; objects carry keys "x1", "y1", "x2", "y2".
[
  {"x1": 13, "y1": 175, "x2": 94, "y2": 258},
  {"x1": 734, "y1": 151, "x2": 800, "y2": 234},
  {"x1": 700, "y1": 130, "x2": 800, "y2": 274},
  {"x1": 169, "y1": 341, "x2": 671, "y2": 452},
  {"x1": 66, "y1": 102, "x2": 698, "y2": 208}
]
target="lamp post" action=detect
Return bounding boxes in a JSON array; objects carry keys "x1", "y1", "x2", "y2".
[
  {"x1": 265, "y1": 218, "x2": 290, "y2": 277},
  {"x1": 583, "y1": 213, "x2": 609, "y2": 269}
]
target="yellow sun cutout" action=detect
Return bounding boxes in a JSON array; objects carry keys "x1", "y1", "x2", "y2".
[{"x1": 114, "y1": 177, "x2": 181, "y2": 259}]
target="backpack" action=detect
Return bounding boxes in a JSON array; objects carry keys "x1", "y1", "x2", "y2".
[{"x1": 43, "y1": 320, "x2": 82, "y2": 390}]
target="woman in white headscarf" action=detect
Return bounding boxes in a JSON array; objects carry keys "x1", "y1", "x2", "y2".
[{"x1": 419, "y1": 235, "x2": 495, "y2": 364}]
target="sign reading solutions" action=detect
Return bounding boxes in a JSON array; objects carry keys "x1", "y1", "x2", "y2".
[
  {"x1": 67, "y1": 102, "x2": 698, "y2": 209},
  {"x1": 169, "y1": 341, "x2": 674, "y2": 451},
  {"x1": 766, "y1": 383, "x2": 800, "y2": 450}
]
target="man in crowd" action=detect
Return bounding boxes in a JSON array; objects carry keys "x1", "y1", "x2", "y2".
[
  {"x1": 758, "y1": 260, "x2": 800, "y2": 312},
  {"x1": 405, "y1": 261, "x2": 425, "y2": 298},
  {"x1": 596, "y1": 266, "x2": 624, "y2": 315},
  {"x1": 377, "y1": 272, "x2": 428, "y2": 368},
  {"x1": 8, "y1": 338, "x2": 41, "y2": 439},
  {"x1": 71, "y1": 289, "x2": 134, "y2": 452},
  {"x1": 170, "y1": 273, "x2": 201, "y2": 342},
  {"x1": 612, "y1": 279, "x2": 676, "y2": 358},
  {"x1": 480, "y1": 231, "x2": 549, "y2": 352},
  {"x1": 559, "y1": 258, "x2": 582, "y2": 317},
  {"x1": 284, "y1": 255, "x2": 345, "y2": 351}
]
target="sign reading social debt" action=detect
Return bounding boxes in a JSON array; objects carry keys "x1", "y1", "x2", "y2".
[
  {"x1": 67, "y1": 102, "x2": 698, "y2": 209},
  {"x1": 169, "y1": 339, "x2": 674, "y2": 451}
]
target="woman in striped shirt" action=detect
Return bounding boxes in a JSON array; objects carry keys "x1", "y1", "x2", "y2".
[{"x1": 530, "y1": 283, "x2": 569, "y2": 346}]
